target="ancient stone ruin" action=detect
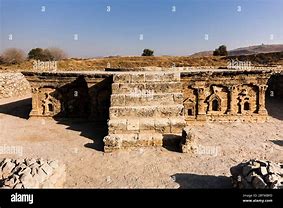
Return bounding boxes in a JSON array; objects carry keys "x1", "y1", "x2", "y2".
[
  {"x1": 0, "y1": 158, "x2": 66, "y2": 189},
  {"x1": 22, "y1": 68, "x2": 280, "y2": 152},
  {"x1": 104, "y1": 72, "x2": 186, "y2": 152},
  {"x1": 182, "y1": 70, "x2": 271, "y2": 123},
  {"x1": 180, "y1": 127, "x2": 198, "y2": 153},
  {"x1": 0, "y1": 73, "x2": 30, "y2": 99},
  {"x1": 230, "y1": 160, "x2": 283, "y2": 189}
]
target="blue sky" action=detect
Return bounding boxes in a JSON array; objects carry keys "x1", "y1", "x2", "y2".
[{"x1": 0, "y1": 0, "x2": 283, "y2": 57}]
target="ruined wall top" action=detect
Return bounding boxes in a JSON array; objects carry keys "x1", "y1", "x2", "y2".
[{"x1": 21, "y1": 67, "x2": 280, "y2": 79}]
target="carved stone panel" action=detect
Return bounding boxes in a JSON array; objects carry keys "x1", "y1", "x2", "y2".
[{"x1": 38, "y1": 87, "x2": 61, "y2": 116}]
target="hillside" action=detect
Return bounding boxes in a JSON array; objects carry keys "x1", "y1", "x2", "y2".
[
  {"x1": 191, "y1": 44, "x2": 283, "y2": 57},
  {"x1": 229, "y1": 44, "x2": 283, "y2": 56}
]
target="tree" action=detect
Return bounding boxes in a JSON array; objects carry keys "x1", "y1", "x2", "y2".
[
  {"x1": 2, "y1": 48, "x2": 26, "y2": 64},
  {"x1": 142, "y1": 49, "x2": 154, "y2": 56},
  {"x1": 28, "y1": 48, "x2": 45, "y2": 60},
  {"x1": 213, "y1": 45, "x2": 228, "y2": 56},
  {"x1": 47, "y1": 47, "x2": 67, "y2": 60},
  {"x1": 27, "y1": 48, "x2": 52, "y2": 61}
]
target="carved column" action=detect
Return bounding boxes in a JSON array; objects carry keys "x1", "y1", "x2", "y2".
[
  {"x1": 196, "y1": 86, "x2": 206, "y2": 121},
  {"x1": 258, "y1": 85, "x2": 268, "y2": 115},
  {"x1": 227, "y1": 85, "x2": 237, "y2": 115},
  {"x1": 29, "y1": 86, "x2": 40, "y2": 117}
]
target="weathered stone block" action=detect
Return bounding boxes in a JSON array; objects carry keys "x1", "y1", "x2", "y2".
[
  {"x1": 111, "y1": 83, "x2": 120, "y2": 93},
  {"x1": 173, "y1": 93, "x2": 183, "y2": 104},
  {"x1": 111, "y1": 94, "x2": 125, "y2": 106},
  {"x1": 139, "y1": 119, "x2": 155, "y2": 130},
  {"x1": 153, "y1": 94, "x2": 174, "y2": 105},
  {"x1": 230, "y1": 160, "x2": 283, "y2": 189},
  {"x1": 112, "y1": 83, "x2": 145, "y2": 94},
  {"x1": 113, "y1": 74, "x2": 131, "y2": 83},
  {"x1": 103, "y1": 135, "x2": 122, "y2": 152},
  {"x1": 126, "y1": 119, "x2": 140, "y2": 131},
  {"x1": 124, "y1": 95, "x2": 141, "y2": 105},
  {"x1": 154, "y1": 119, "x2": 171, "y2": 134},
  {"x1": 0, "y1": 158, "x2": 66, "y2": 189},
  {"x1": 131, "y1": 73, "x2": 145, "y2": 83},
  {"x1": 156, "y1": 105, "x2": 184, "y2": 117},
  {"x1": 180, "y1": 127, "x2": 198, "y2": 153},
  {"x1": 108, "y1": 119, "x2": 127, "y2": 131},
  {"x1": 170, "y1": 118, "x2": 187, "y2": 133},
  {"x1": 145, "y1": 73, "x2": 163, "y2": 82},
  {"x1": 145, "y1": 82, "x2": 182, "y2": 93}
]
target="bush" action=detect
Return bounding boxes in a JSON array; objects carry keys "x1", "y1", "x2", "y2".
[
  {"x1": 142, "y1": 49, "x2": 154, "y2": 56},
  {"x1": 2, "y1": 48, "x2": 26, "y2": 64},
  {"x1": 28, "y1": 47, "x2": 67, "y2": 61},
  {"x1": 213, "y1": 45, "x2": 228, "y2": 56},
  {"x1": 47, "y1": 47, "x2": 67, "y2": 60}
]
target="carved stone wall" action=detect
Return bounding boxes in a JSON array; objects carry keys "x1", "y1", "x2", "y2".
[
  {"x1": 181, "y1": 70, "x2": 272, "y2": 123},
  {"x1": 22, "y1": 72, "x2": 112, "y2": 121},
  {"x1": 22, "y1": 69, "x2": 276, "y2": 152}
]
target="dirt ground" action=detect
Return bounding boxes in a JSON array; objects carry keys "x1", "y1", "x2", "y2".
[{"x1": 0, "y1": 95, "x2": 282, "y2": 188}]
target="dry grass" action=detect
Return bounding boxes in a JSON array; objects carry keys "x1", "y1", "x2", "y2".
[
  {"x1": 0, "y1": 53, "x2": 282, "y2": 72},
  {"x1": 0, "y1": 56, "x2": 226, "y2": 72}
]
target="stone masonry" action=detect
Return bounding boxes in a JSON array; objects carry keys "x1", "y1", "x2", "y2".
[
  {"x1": 21, "y1": 68, "x2": 279, "y2": 152},
  {"x1": 0, "y1": 158, "x2": 66, "y2": 189},
  {"x1": 230, "y1": 160, "x2": 283, "y2": 189},
  {"x1": 21, "y1": 71, "x2": 112, "y2": 121},
  {"x1": 0, "y1": 73, "x2": 30, "y2": 99},
  {"x1": 103, "y1": 72, "x2": 186, "y2": 152},
  {"x1": 182, "y1": 70, "x2": 272, "y2": 123}
]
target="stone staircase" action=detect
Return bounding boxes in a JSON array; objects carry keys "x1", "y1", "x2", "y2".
[{"x1": 103, "y1": 72, "x2": 186, "y2": 152}]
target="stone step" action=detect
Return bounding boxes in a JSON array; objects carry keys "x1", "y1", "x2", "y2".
[
  {"x1": 111, "y1": 82, "x2": 182, "y2": 94},
  {"x1": 110, "y1": 93, "x2": 183, "y2": 106},
  {"x1": 108, "y1": 118, "x2": 186, "y2": 134},
  {"x1": 113, "y1": 72, "x2": 180, "y2": 83},
  {"x1": 105, "y1": 133, "x2": 164, "y2": 149},
  {"x1": 109, "y1": 105, "x2": 184, "y2": 118}
]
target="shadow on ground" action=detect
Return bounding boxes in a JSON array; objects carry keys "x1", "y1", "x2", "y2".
[
  {"x1": 266, "y1": 98, "x2": 283, "y2": 121},
  {"x1": 172, "y1": 173, "x2": 232, "y2": 189},
  {"x1": 0, "y1": 97, "x2": 31, "y2": 119},
  {"x1": 270, "y1": 140, "x2": 283, "y2": 147},
  {"x1": 162, "y1": 134, "x2": 182, "y2": 153},
  {"x1": 55, "y1": 118, "x2": 108, "y2": 152}
]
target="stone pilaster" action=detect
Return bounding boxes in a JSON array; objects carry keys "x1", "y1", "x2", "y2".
[
  {"x1": 196, "y1": 87, "x2": 206, "y2": 121},
  {"x1": 258, "y1": 85, "x2": 268, "y2": 115},
  {"x1": 29, "y1": 87, "x2": 40, "y2": 117},
  {"x1": 227, "y1": 85, "x2": 237, "y2": 115}
]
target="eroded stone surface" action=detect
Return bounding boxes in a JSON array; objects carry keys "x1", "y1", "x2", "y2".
[
  {"x1": 0, "y1": 158, "x2": 66, "y2": 189},
  {"x1": 0, "y1": 73, "x2": 30, "y2": 98},
  {"x1": 230, "y1": 160, "x2": 283, "y2": 189},
  {"x1": 180, "y1": 127, "x2": 198, "y2": 153}
]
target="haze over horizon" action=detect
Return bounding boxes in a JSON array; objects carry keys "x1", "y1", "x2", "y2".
[{"x1": 1, "y1": 0, "x2": 283, "y2": 58}]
